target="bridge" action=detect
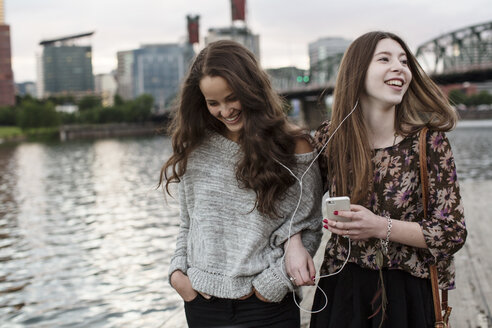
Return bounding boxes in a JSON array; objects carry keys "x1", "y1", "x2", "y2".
[
  {"x1": 415, "y1": 21, "x2": 492, "y2": 84},
  {"x1": 279, "y1": 21, "x2": 492, "y2": 130}
]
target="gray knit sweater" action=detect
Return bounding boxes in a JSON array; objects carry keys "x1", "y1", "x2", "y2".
[{"x1": 168, "y1": 131, "x2": 323, "y2": 302}]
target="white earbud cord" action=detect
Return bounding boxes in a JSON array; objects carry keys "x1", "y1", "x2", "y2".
[{"x1": 277, "y1": 100, "x2": 358, "y2": 314}]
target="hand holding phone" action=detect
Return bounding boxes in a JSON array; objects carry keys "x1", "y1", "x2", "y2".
[{"x1": 321, "y1": 193, "x2": 351, "y2": 222}]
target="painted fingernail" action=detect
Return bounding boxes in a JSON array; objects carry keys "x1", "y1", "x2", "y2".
[
  {"x1": 334, "y1": 210, "x2": 339, "y2": 215},
  {"x1": 323, "y1": 224, "x2": 328, "y2": 229},
  {"x1": 322, "y1": 219, "x2": 328, "y2": 223}
]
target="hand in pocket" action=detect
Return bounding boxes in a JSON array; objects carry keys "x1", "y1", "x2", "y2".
[
  {"x1": 254, "y1": 288, "x2": 271, "y2": 303},
  {"x1": 170, "y1": 270, "x2": 198, "y2": 302}
]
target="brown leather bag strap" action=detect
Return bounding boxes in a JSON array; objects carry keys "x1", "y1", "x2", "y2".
[
  {"x1": 418, "y1": 127, "x2": 429, "y2": 219},
  {"x1": 442, "y1": 289, "x2": 448, "y2": 309},
  {"x1": 430, "y1": 264, "x2": 444, "y2": 323},
  {"x1": 419, "y1": 127, "x2": 445, "y2": 324}
]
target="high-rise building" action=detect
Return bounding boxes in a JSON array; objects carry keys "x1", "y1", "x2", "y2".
[
  {"x1": 115, "y1": 16, "x2": 196, "y2": 110},
  {"x1": 205, "y1": 26, "x2": 260, "y2": 59},
  {"x1": 308, "y1": 37, "x2": 352, "y2": 86},
  {"x1": 0, "y1": 0, "x2": 15, "y2": 107},
  {"x1": 40, "y1": 32, "x2": 95, "y2": 97},
  {"x1": 116, "y1": 50, "x2": 134, "y2": 101},
  {"x1": 35, "y1": 52, "x2": 44, "y2": 98},
  {"x1": 132, "y1": 43, "x2": 193, "y2": 111},
  {"x1": 94, "y1": 73, "x2": 117, "y2": 107},
  {"x1": 15, "y1": 81, "x2": 37, "y2": 97}
]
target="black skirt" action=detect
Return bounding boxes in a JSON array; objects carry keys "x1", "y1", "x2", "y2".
[{"x1": 310, "y1": 263, "x2": 435, "y2": 328}]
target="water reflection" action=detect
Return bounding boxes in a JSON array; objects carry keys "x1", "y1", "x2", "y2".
[
  {"x1": 0, "y1": 121, "x2": 490, "y2": 327},
  {"x1": 1, "y1": 137, "x2": 181, "y2": 327},
  {"x1": 449, "y1": 121, "x2": 492, "y2": 180}
]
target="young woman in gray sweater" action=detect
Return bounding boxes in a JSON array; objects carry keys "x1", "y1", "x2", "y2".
[{"x1": 159, "y1": 40, "x2": 323, "y2": 327}]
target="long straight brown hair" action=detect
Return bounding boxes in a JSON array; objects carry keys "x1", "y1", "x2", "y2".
[
  {"x1": 326, "y1": 31, "x2": 458, "y2": 204},
  {"x1": 159, "y1": 40, "x2": 306, "y2": 218}
]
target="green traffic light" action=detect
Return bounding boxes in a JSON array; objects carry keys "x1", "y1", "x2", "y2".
[
  {"x1": 303, "y1": 76, "x2": 310, "y2": 83},
  {"x1": 296, "y1": 76, "x2": 303, "y2": 83}
]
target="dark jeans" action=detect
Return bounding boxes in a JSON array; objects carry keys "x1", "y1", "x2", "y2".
[{"x1": 184, "y1": 293, "x2": 300, "y2": 328}]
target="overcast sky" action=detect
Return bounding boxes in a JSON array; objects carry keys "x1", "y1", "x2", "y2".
[{"x1": 5, "y1": 0, "x2": 492, "y2": 82}]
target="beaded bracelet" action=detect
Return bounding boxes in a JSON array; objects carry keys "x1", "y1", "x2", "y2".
[{"x1": 380, "y1": 215, "x2": 392, "y2": 254}]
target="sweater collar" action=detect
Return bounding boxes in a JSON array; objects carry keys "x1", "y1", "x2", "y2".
[{"x1": 206, "y1": 130, "x2": 240, "y2": 152}]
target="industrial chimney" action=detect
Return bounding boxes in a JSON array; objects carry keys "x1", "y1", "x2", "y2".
[
  {"x1": 187, "y1": 15, "x2": 200, "y2": 44},
  {"x1": 231, "y1": 0, "x2": 246, "y2": 22}
]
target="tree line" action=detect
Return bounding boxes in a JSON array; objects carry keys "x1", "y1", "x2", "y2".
[
  {"x1": 448, "y1": 90, "x2": 492, "y2": 108},
  {"x1": 0, "y1": 94, "x2": 155, "y2": 129},
  {"x1": 2, "y1": 89, "x2": 491, "y2": 130}
]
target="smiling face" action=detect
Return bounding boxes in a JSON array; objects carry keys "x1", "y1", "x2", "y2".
[
  {"x1": 199, "y1": 75, "x2": 243, "y2": 141},
  {"x1": 362, "y1": 38, "x2": 412, "y2": 110}
]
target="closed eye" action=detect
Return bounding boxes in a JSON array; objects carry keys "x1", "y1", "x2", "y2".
[{"x1": 226, "y1": 95, "x2": 238, "y2": 102}]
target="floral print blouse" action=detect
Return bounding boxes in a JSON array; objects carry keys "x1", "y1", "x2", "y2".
[{"x1": 314, "y1": 122, "x2": 467, "y2": 290}]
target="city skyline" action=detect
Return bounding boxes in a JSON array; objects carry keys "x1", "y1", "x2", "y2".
[{"x1": 6, "y1": 0, "x2": 492, "y2": 82}]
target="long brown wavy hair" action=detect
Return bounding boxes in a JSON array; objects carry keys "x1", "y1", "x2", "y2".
[
  {"x1": 159, "y1": 40, "x2": 306, "y2": 218},
  {"x1": 325, "y1": 31, "x2": 458, "y2": 204}
]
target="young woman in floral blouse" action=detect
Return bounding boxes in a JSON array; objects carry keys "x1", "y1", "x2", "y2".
[{"x1": 309, "y1": 31, "x2": 467, "y2": 327}]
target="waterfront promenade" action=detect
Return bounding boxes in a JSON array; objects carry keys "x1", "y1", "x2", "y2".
[{"x1": 161, "y1": 179, "x2": 492, "y2": 328}]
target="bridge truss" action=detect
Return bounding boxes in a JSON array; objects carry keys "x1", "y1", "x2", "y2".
[{"x1": 416, "y1": 21, "x2": 492, "y2": 76}]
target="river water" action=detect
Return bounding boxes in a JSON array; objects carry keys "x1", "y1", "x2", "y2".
[{"x1": 0, "y1": 120, "x2": 491, "y2": 327}]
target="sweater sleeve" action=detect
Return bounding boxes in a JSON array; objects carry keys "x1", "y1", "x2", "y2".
[
  {"x1": 420, "y1": 131, "x2": 467, "y2": 262},
  {"x1": 252, "y1": 155, "x2": 323, "y2": 302},
  {"x1": 168, "y1": 181, "x2": 190, "y2": 281},
  {"x1": 271, "y1": 155, "x2": 323, "y2": 254},
  {"x1": 252, "y1": 255, "x2": 292, "y2": 302}
]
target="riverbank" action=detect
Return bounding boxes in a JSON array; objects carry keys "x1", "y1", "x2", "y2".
[
  {"x1": 1, "y1": 116, "x2": 490, "y2": 144},
  {"x1": 0, "y1": 123, "x2": 167, "y2": 144},
  {"x1": 458, "y1": 108, "x2": 492, "y2": 120},
  {"x1": 0, "y1": 126, "x2": 58, "y2": 144},
  {"x1": 59, "y1": 122, "x2": 165, "y2": 141},
  {"x1": 161, "y1": 180, "x2": 492, "y2": 328}
]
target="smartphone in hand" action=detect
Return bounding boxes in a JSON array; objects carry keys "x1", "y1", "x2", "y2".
[{"x1": 322, "y1": 193, "x2": 351, "y2": 222}]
